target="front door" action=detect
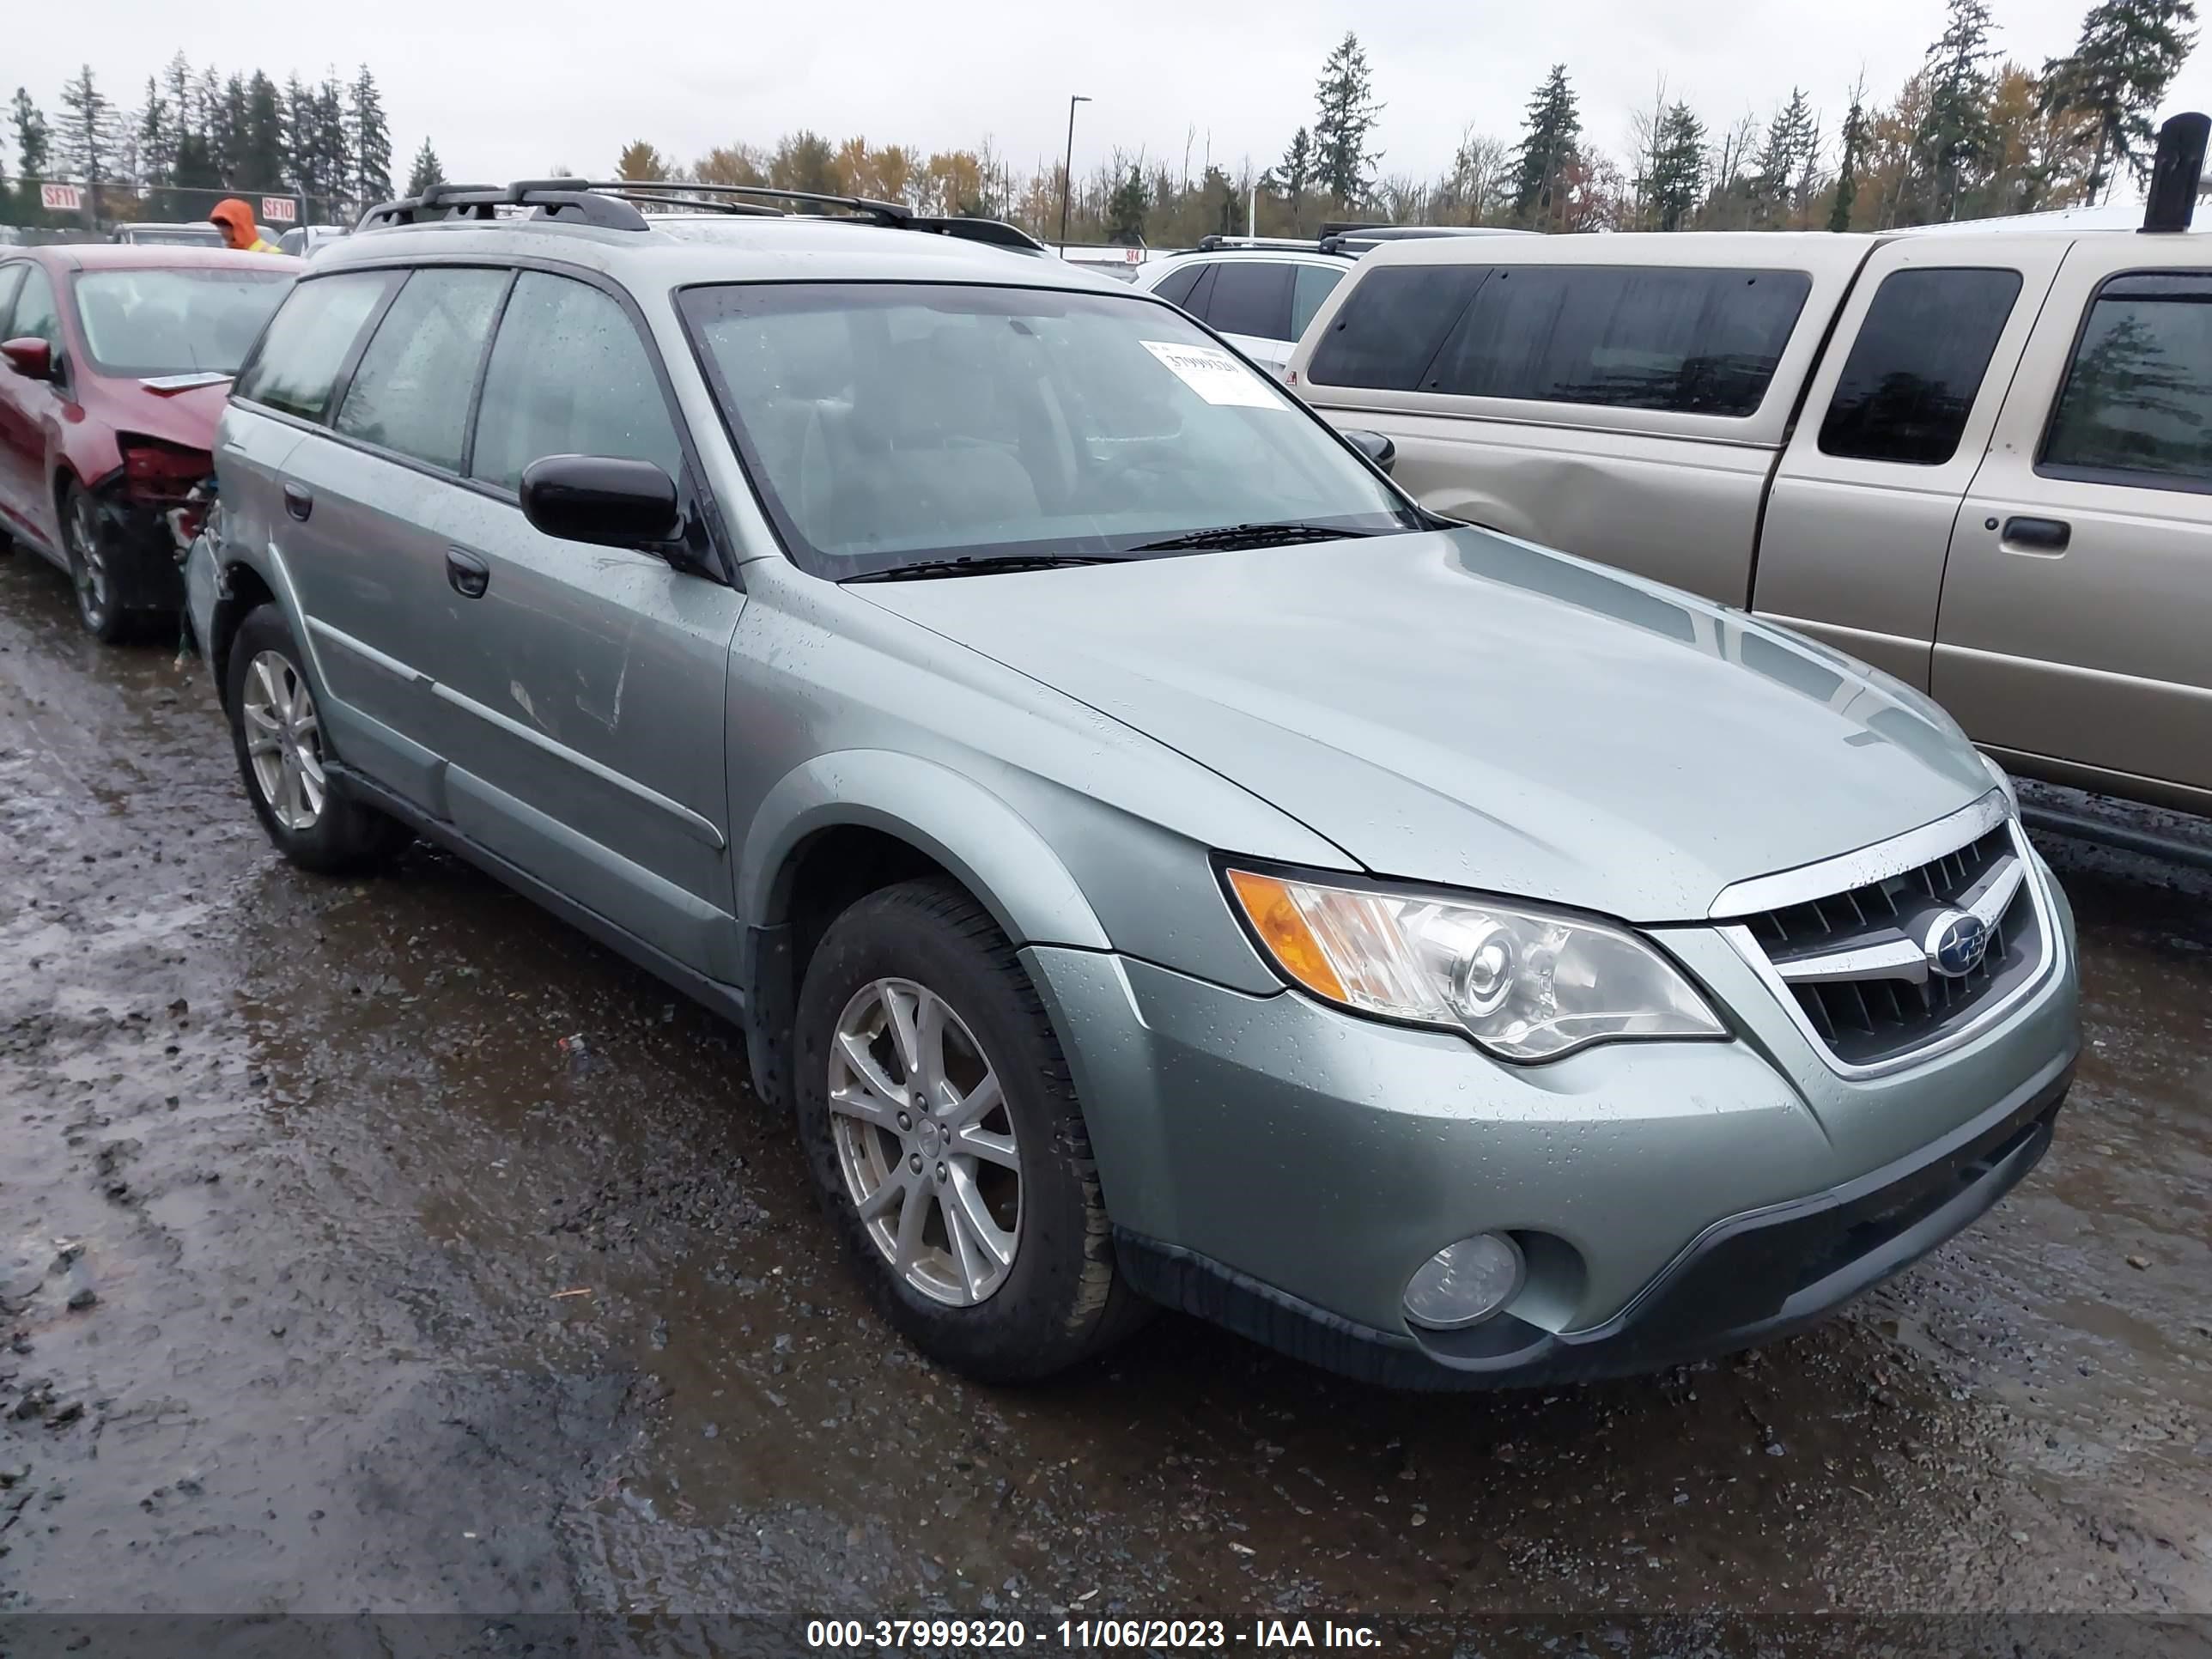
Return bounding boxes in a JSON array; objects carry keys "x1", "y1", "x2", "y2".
[
  {"x1": 423, "y1": 268, "x2": 745, "y2": 976},
  {"x1": 0, "y1": 263, "x2": 64, "y2": 553},
  {"x1": 1937, "y1": 241, "x2": 2212, "y2": 803},
  {"x1": 1753, "y1": 236, "x2": 2069, "y2": 687}
]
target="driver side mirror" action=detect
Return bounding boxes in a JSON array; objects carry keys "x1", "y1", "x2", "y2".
[
  {"x1": 520, "y1": 454, "x2": 681, "y2": 549},
  {"x1": 2, "y1": 337, "x2": 54, "y2": 382},
  {"x1": 1340, "y1": 428, "x2": 1396, "y2": 476}
]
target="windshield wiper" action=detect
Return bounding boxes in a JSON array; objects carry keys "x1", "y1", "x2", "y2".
[
  {"x1": 846, "y1": 554, "x2": 1130, "y2": 583},
  {"x1": 1123, "y1": 521, "x2": 1382, "y2": 554}
]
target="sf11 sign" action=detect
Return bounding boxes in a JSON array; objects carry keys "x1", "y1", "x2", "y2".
[
  {"x1": 40, "y1": 183, "x2": 82, "y2": 212},
  {"x1": 261, "y1": 197, "x2": 298, "y2": 224}
]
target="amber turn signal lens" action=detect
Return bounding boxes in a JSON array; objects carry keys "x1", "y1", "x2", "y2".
[{"x1": 1226, "y1": 869, "x2": 1347, "y2": 1003}]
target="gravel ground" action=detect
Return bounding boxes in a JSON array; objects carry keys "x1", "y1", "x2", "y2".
[{"x1": 0, "y1": 549, "x2": 2205, "y2": 1646}]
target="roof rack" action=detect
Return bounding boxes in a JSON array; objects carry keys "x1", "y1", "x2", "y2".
[
  {"x1": 356, "y1": 179, "x2": 1046, "y2": 252},
  {"x1": 1194, "y1": 234, "x2": 1324, "y2": 252}
]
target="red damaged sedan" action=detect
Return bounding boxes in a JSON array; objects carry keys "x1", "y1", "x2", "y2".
[{"x1": 0, "y1": 244, "x2": 291, "y2": 641}]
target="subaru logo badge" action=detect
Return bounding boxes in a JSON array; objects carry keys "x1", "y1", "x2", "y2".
[{"x1": 1924, "y1": 910, "x2": 1991, "y2": 979}]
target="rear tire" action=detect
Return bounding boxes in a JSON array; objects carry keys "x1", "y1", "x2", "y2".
[
  {"x1": 224, "y1": 605, "x2": 410, "y2": 875},
  {"x1": 793, "y1": 878, "x2": 1149, "y2": 1382}
]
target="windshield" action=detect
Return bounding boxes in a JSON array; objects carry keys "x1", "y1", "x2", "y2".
[
  {"x1": 74, "y1": 268, "x2": 292, "y2": 377},
  {"x1": 680, "y1": 282, "x2": 1420, "y2": 579},
  {"x1": 120, "y1": 226, "x2": 225, "y2": 246}
]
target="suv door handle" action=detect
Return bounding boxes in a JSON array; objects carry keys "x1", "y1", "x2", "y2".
[
  {"x1": 2000, "y1": 515, "x2": 2070, "y2": 553},
  {"x1": 282, "y1": 483, "x2": 313, "y2": 521},
  {"x1": 445, "y1": 547, "x2": 490, "y2": 599}
]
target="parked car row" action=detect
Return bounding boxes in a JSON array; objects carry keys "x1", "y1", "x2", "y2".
[
  {"x1": 8, "y1": 177, "x2": 2081, "y2": 1392},
  {"x1": 0, "y1": 243, "x2": 293, "y2": 637}
]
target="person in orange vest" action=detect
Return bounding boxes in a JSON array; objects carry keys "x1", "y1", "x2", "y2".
[{"x1": 209, "y1": 199, "x2": 277, "y2": 253}]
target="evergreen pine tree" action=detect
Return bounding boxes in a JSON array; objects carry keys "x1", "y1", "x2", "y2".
[
  {"x1": 137, "y1": 76, "x2": 173, "y2": 189},
  {"x1": 58, "y1": 65, "x2": 118, "y2": 220},
  {"x1": 10, "y1": 89, "x2": 52, "y2": 224},
  {"x1": 1917, "y1": 0, "x2": 2001, "y2": 220},
  {"x1": 1830, "y1": 95, "x2": 1868, "y2": 232},
  {"x1": 349, "y1": 67, "x2": 393, "y2": 210},
  {"x1": 405, "y1": 137, "x2": 445, "y2": 198},
  {"x1": 216, "y1": 74, "x2": 248, "y2": 185},
  {"x1": 1106, "y1": 165, "x2": 1148, "y2": 244},
  {"x1": 2043, "y1": 0, "x2": 2201, "y2": 203},
  {"x1": 1312, "y1": 33, "x2": 1382, "y2": 204},
  {"x1": 1510, "y1": 64, "x2": 1582, "y2": 226},
  {"x1": 1648, "y1": 101, "x2": 1706, "y2": 231},
  {"x1": 1751, "y1": 88, "x2": 1815, "y2": 225},
  {"x1": 1276, "y1": 125, "x2": 1314, "y2": 228}
]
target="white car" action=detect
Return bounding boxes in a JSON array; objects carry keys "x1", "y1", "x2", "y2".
[{"x1": 1132, "y1": 241, "x2": 1355, "y2": 377}]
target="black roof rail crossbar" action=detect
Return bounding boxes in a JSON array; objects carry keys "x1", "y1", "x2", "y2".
[{"x1": 356, "y1": 177, "x2": 1048, "y2": 252}]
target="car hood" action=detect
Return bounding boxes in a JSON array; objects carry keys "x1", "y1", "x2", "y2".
[
  {"x1": 854, "y1": 528, "x2": 1995, "y2": 922},
  {"x1": 83, "y1": 374, "x2": 229, "y2": 453}
]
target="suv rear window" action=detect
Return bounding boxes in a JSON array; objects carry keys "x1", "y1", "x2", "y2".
[
  {"x1": 1820, "y1": 268, "x2": 2023, "y2": 465},
  {"x1": 2040, "y1": 271, "x2": 2212, "y2": 490},
  {"x1": 1203, "y1": 262, "x2": 1295, "y2": 342},
  {"x1": 1425, "y1": 264, "x2": 1811, "y2": 416},
  {"x1": 334, "y1": 267, "x2": 508, "y2": 471},
  {"x1": 234, "y1": 271, "x2": 394, "y2": 422}
]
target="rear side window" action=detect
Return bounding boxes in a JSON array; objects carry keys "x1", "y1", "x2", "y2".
[
  {"x1": 1305, "y1": 264, "x2": 1485, "y2": 389},
  {"x1": 335, "y1": 267, "x2": 509, "y2": 472},
  {"x1": 1204, "y1": 262, "x2": 1295, "y2": 341},
  {"x1": 1426, "y1": 265, "x2": 1811, "y2": 416},
  {"x1": 2041, "y1": 271, "x2": 2212, "y2": 490},
  {"x1": 1290, "y1": 264, "x2": 1346, "y2": 339},
  {"x1": 1820, "y1": 268, "x2": 2022, "y2": 465},
  {"x1": 1149, "y1": 264, "x2": 1206, "y2": 308},
  {"x1": 469, "y1": 272, "x2": 683, "y2": 495},
  {"x1": 234, "y1": 271, "x2": 393, "y2": 422}
]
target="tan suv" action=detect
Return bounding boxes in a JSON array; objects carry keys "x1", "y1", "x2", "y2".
[{"x1": 1287, "y1": 172, "x2": 2212, "y2": 823}]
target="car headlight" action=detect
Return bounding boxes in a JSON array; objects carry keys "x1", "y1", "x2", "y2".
[
  {"x1": 1981, "y1": 751, "x2": 2019, "y2": 812},
  {"x1": 1224, "y1": 867, "x2": 1725, "y2": 1062}
]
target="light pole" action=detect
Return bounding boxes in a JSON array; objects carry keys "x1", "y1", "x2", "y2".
[{"x1": 1060, "y1": 94, "x2": 1091, "y2": 251}]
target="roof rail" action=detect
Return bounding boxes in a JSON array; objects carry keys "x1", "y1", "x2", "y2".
[
  {"x1": 356, "y1": 178, "x2": 1047, "y2": 252},
  {"x1": 1195, "y1": 234, "x2": 1322, "y2": 252}
]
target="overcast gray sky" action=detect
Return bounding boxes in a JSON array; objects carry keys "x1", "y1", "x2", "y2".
[{"x1": 16, "y1": 0, "x2": 2212, "y2": 191}]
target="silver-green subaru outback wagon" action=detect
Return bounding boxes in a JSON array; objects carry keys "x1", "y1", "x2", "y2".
[{"x1": 189, "y1": 179, "x2": 2080, "y2": 1389}]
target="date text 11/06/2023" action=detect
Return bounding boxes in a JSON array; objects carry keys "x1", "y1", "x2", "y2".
[{"x1": 805, "y1": 1618, "x2": 1384, "y2": 1650}]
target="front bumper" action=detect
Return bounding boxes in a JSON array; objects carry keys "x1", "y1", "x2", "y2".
[
  {"x1": 1021, "y1": 857, "x2": 2079, "y2": 1389},
  {"x1": 86, "y1": 489, "x2": 186, "y2": 616}
]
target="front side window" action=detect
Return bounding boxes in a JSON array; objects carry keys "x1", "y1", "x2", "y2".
[
  {"x1": 470, "y1": 272, "x2": 684, "y2": 494},
  {"x1": 1819, "y1": 267, "x2": 2022, "y2": 465},
  {"x1": 682, "y1": 282, "x2": 1420, "y2": 580},
  {"x1": 1425, "y1": 264, "x2": 1811, "y2": 416},
  {"x1": 71, "y1": 268, "x2": 292, "y2": 377},
  {"x1": 336, "y1": 267, "x2": 509, "y2": 471},
  {"x1": 0, "y1": 264, "x2": 27, "y2": 331},
  {"x1": 234, "y1": 271, "x2": 395, "y2": 423},
  {"x1": 2041, "y1": 271, "x2": 2212, "y2": 489},
  {"x1": 1205, "y1": 261, "x2": 1294, "y2": 341},
  {"x1": 7, "y1": 266, "x2": 61, "y2": 350}
]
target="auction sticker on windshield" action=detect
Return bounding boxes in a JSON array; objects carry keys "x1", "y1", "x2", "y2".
[{"x1": 1140, "y1": 340, "x2": 1281, "y2": 408}]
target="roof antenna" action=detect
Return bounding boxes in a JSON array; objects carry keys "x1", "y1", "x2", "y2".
[{"x1": 2141, "y1": 112, "x2": 2209, "y2": 234}]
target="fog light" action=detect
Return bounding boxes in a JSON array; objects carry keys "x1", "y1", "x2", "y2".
[{"x1": 1403, "y1": 1232, "x2": 1525, "y2": 1329}]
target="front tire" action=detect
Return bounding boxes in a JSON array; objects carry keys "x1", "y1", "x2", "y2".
[
  {"x1": 793, "y1": 878, "x2": 1147, "y2": 1382},
  {"x1": 61, "y1": 483, "x2": 133, "y2": 644},
  {"x1": 224, "y1": 605, "x2": 410, "y2": 874}
]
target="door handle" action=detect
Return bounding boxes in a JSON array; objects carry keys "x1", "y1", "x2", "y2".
[
  {"x1": 445, "y1": 547, "x2": 490, "y2": 599},
  {"x1": 282, "y1": 483, "x2": 313, "y2": 522},
  {"x1": 2000, "y1": 515, "x2": 2070, "y2": 554}
]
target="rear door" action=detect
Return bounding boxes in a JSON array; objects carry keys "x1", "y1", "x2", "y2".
[
  {"x1": 259, "y1": 264, "x2": 508, "y2": 809},
  {"x1": 424, "y1": 268, "x2": 745, "y2": 975},
  {"x1": 1194, "y1": 259, "x2": 1298, "y2": 374},
  {"x1": 1753, "y1": 237, "x2": 2069, "y2": 685},
  {"x1": 1936, "y1": 242, "x2": 2212, "y2": 801}
]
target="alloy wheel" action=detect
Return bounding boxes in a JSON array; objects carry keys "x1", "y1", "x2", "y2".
[
  {"x1": 828, "y1": 977, "x2": 1022, "y2": 1306},
  {"x1": 65, "y1": 492, "x2": 112, "y2": 633},
  {"x1": 241, "y1": 649, "x2": 327, "y2": 832}
]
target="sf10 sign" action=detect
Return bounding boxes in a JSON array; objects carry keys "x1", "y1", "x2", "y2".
[
  {"x1": 40, "y1": 183, "x2": 82, "y2": 212},
  {"x1": 261, "y1": 197, "x2": 298, "y2": 223}
]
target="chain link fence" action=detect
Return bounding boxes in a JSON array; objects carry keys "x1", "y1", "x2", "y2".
[{"x1": 2, "y1": 179, "x2": 356, "y2": 244}]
